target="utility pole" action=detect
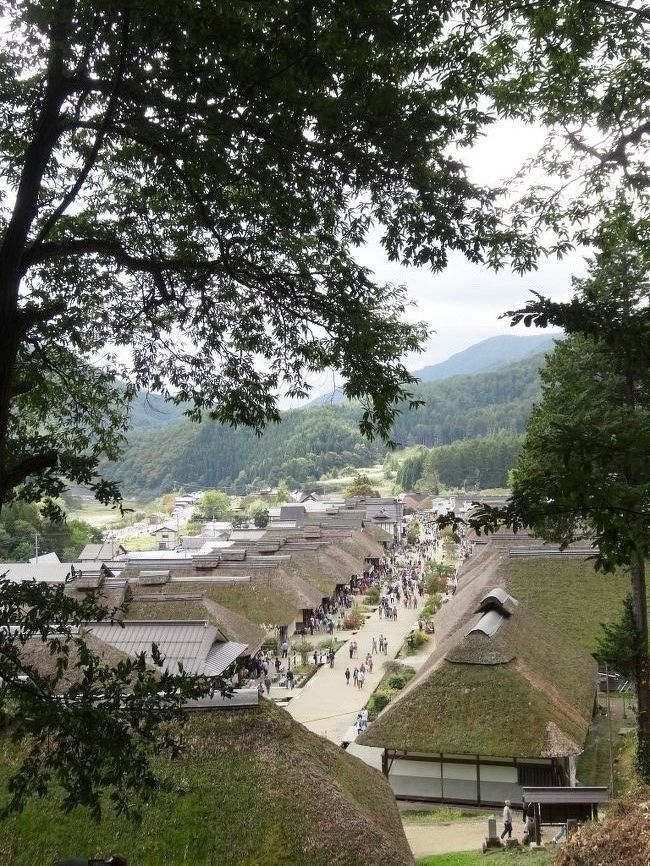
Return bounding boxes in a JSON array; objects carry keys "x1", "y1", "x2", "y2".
[{"x1": 34, "y1": 532, "x2": 39, "y2": 563}]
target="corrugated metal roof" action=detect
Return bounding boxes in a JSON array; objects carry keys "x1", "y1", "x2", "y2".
[
  {"x1": 86, "y1": 620, "x2": 244, "y2": 676},
  {"x1": 204, "y1": 641, "x2": 248, "y2": 676},
  {"x1": 28, "y1": 551, "x2": 61, "y2": 564},
  {"x1": 0, "y1": 562, "x2": 72, "y2": 583}
]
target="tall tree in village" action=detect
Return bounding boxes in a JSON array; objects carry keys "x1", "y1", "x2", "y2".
[{"x1": 468, "y1": 207, "x2": 650, "y2": 777}]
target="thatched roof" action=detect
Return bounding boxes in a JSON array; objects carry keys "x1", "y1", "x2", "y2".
[
  {"x1": 359, "y1": 546, "x2": 596, "y2": 759},
  {"x1": 130, "y1": 578, "x2": 300, "y2": 628},
  {"x1": 200, "y1": 598, "x2": 265, "y2": 654},
  {"x1": 363, "y1": 524, "x2": 393, "y2": 544},
  {"x1": 0, "y1": 701, "x2": 415, "y2": 866},
  {"x1": 338, "y1": 529, "x2": 385, "y2": 561}
]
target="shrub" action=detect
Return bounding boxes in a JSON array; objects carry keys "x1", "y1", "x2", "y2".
[
  {"x1": 368, "y1": 692, "x2": 390, "y2": 716},
  {"x1": 383, "y1": 660, "x2": 407, "y2": 675},
  {"x1": 421, "y1": 597, "x2": 440, "y2": 619},
  {"x1": 294, "y1": 640, "x2": 314, "y2": 665},
  {"x1": 388, "y1": 675, "x2": 408, "y2": 690},
  {"x1": 405, "y1": 630, "x2": 428, "y2": 654},
  {"x1": 343, "y1": 611, "x2": 362, "y2": 629},
  {"x1": 364, "y1": 586, "x2": 380, "y2": 604}
]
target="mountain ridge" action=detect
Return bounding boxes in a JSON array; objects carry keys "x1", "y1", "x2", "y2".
[
  {"x1": 103, "y1": 351, "x2": 547, "y2": 495},
  {"x1": 411, "y1": 333, "x2": 560, "y2": 382},
  {"x1": 307, "y1": 332, "x2": 559, "y2": 408}
]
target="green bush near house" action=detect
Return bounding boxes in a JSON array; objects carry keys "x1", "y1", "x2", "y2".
[
  {"x1": 343, "y1": 611, "x2": 363, "y2": 629},
  {"x1": 383, "y1": 660, "x2": 409, "y2": 675},
  {"x1": 364, "y1": 586, "x2": 380, "y2": 604},
  {"x1": 294, "y1": 640, "x2": 314, "y2": 665},
  {"x1": 421, "y1": 597, "x2": 440, "y2": 619},
  {"x1": 368, "y1": 692, "x2": 391, "y2": 715},
  {"x1": 404, "y1": 630, "x2": 428, "y2": 654}
]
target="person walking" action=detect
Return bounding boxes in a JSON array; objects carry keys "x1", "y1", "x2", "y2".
[
  {"x1": 349, "y1": 642, "x2": 354, "y2": 660},
  {"x1": 357, "y1": 668, "x2": 365, "y2": 689},
  {"x1": 501, "y1": 800, "x2": 513, "y2": 841},
  {"x1": 383, "y1": 638, "x2": 388, "y2": 655},
  {"x1": 372, "y1": 636, "x2": 377, "y2": 654},
  {"x1": 264, "y1": 675, "x2": 272, "y2": 696},
  {"x1": 286, "y1": 669, "x2": 294, "y2": 690},
  {"x1": 345, "y1": 667, "x2": 351, "y2": 685},
  {"x1": 353, "y1": 666, "x2": 359, "y2": 686}
]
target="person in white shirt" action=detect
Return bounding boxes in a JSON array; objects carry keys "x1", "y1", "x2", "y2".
[{"x1": 501, "y1": 800, "x2": 513, "y2": 841}]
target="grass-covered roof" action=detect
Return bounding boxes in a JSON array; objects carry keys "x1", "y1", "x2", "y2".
[
  {"x1": 0, "y1": 702, "x2": 415, "y2": 866},
  {"x1": 127, "y1": 579, "x2": 300, "y2": 629},
  {"x1": 500, "y1": 555, "x2": 630, "y2": 653},
  {"x1": 359, "y1": 565, "x2": 597, "y2": 758}
]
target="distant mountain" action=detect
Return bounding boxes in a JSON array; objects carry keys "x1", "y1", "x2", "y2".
[
  {"x1": 411, "y1": 333, "x2": 560, "y2": 383},
  {"x1": 103, "y1": 351, "x2": 546, "y2": 496},
  {"x1": 123, "y1": 333, "x2": 560, "y2": 432}
]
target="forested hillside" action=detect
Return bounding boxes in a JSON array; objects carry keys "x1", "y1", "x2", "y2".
[{"x1": 103, "y1": 353, "x2": 544, "y2": 496}]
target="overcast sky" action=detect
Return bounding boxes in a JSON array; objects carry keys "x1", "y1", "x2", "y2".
[{"x1": 303, "y1": 120, "x2": 584, "y2": 399}]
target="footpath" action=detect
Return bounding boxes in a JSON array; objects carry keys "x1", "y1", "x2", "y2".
[{"x1": 283, "y1": 593, "x2": 426, "y2": 744}]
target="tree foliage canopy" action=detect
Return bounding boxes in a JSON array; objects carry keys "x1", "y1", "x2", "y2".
[{"x1": 0, "y1": 0, "x2": 534, "y2": 513}]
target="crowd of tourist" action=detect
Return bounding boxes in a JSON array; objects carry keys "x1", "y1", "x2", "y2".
[{"x1": 235, "y1": 511, "x2": 460, "y2": 697}]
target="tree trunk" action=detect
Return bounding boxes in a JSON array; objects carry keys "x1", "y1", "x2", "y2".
[{"x1": 630, "y1": 549, "x2": 650, "y2": 781}]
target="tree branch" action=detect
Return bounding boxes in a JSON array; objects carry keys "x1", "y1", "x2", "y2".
[
  {"x1": 28, "y1": 9, "x2": 131, "y2": 258},
  {"x1": 24, "y1": 238, "x2": 226, "y2": 278}
]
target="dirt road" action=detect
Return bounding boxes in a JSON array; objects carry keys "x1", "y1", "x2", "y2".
[{"x1": 403, "y1": 818, "x2": 488, "y2": 859}]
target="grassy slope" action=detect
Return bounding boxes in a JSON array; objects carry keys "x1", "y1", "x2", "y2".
[{"x1": 0, "y1": 702, "x2": 414, "y2": 866}]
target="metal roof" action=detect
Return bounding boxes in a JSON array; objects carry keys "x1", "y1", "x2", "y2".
[
  {"x1": 522, "y1": 787, "x2": 609, "y2": 805},
  {"x1": 467, "y1": 609, "x2": 506, "y2": 637},
  {"x1": 0, "y1": 562, "x2": 72, "y2": 583},
  {"x1": 28, "y1": 551, "x2": 61, "y2": 564},
  {"x1": 86, "y1": 620, "x2": 247, "y2": 676},
  {"x1": 479, "y1": 587, "x2": 511, "y2": 607}
]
